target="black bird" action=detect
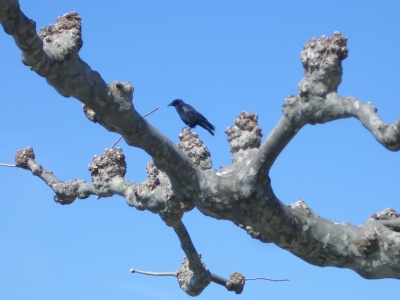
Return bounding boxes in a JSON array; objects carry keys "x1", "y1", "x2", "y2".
[{"x1": 168, "y1": 99, "x2": 216, "y2": 136}]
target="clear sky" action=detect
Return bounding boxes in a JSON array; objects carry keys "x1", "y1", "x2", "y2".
[{"x1": 1, "y1": 0, "x2": 399, "y2": 299}]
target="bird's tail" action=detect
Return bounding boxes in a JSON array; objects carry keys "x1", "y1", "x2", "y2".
[{"x1": 200, "y1": 121, "x2": 215, "y2": 136}]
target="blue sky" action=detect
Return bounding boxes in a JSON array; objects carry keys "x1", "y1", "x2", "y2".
[{"x1": 1, "y1": 0, "x2": 399, "y2": 299}]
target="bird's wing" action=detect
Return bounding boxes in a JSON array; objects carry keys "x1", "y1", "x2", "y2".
[
  {"x1": 186, "y1": 105, "x2": 215, "y2": 134},
  {"x1": 178, "y1": 103, "x2": 215, "y2": 135},
  {"x1": 180, "y1": 105, "x2": 199, "y2": 126},
  {"x1": 182, "y1": 105, "x2": 204, "y2": 122}
]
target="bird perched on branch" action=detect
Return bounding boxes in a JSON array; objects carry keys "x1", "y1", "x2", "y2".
[{"x1": 168, "y1": 99, "x2": 216, "y2": 136}]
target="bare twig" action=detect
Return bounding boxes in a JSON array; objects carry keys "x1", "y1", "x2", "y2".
[
  {"x1": 0, "y1": 163, "x2": 16, "y2": 167},
  {"x1": 111, "y1": 106, "x2": 159, "y2": 148},
  {"x1": 246, "y1": 277, "x2": 289, "y2": 282},
  {"x1": 110, "y1": 137, "x2": 123, "y2": 149},
  {"x1": 130, "y1": 268, "x2": 177, "y2": 277}
]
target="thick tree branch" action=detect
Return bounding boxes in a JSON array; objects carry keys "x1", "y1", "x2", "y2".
[
  {"x1": 192, "y1": 33, "x2": 400, "y2": 279},
  {"x1": 0, "y1": 1, "x2": 199, "y2": 197},
  {"x1": 3, "y1": 1, "x2": 400, "y2": 294}
]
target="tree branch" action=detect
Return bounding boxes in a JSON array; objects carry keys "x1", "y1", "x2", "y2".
[
  {"x1": 169, "y1": 221, "x2": 212, "y2": 296},
  {"x1": 110, "y1": 106, "x2": 160, "y2": 149},
  {"x1": 0, "y1": 1, "x2": 198, "y2": 195},
  {"x1": 0, "y1": 163, "x2": 16, "y2": 167},
  {"x1": 3, "y1": 1, "x2": 400, "y2": 293},
  {"x1": 190, "y1": 33, "x2": 400, "y2": 279},
  {"x1": 13, "y1": 147, "x2": 169, "y2": 211},
  {"x1": 14, "y1": 147, "x2": 95, "y2": 204},
  {"x1": 130, "y1": 269, "x2": 177, "y2": 277},
  {"x1": 246, "y1": 277, "x2": 289, "y2": 282}
]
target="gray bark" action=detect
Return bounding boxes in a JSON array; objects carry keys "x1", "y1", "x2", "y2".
[{"x1": 2, "y1": 0, "x2": 400, "y2": 295}]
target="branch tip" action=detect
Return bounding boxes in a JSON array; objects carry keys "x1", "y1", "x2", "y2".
[
  {"x1": 246, "y1": 277, "x2": 290, "y2": 282},
  {"x1": 0, "y1": 163, "x2": 16, "y2": 167},
  {"x1": 129, "y1": 268, "x2": 177, "y2": 277}
]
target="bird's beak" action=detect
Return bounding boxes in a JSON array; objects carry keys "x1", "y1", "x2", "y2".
[{"x1": 167, "y1": 102, "x2": 173, "y2": 107}]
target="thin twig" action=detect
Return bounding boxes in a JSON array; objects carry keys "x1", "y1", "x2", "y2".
[
  {"x1": 142, "y1": 106, "x2": 160, "y2": 118},
  {"x1": 110, "y1": 136, "x2": 123, "y2": 149},
  {"x1": 246, "y1": 277, "x2": 289, "y2": 282},
  {"x1": 130, "y1": 268, "x2": 177, "y2": 277},
  {"x1": 0, "y1": 163, "x2": 16, "y2": 167},
  {"x1": 111, "y1": 106, "x2": 159, "y2": 149}
]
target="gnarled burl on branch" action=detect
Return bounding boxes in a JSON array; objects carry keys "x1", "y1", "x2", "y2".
[{"x1": 1, "y1": 0, "x2": 400, "y2": 296}]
